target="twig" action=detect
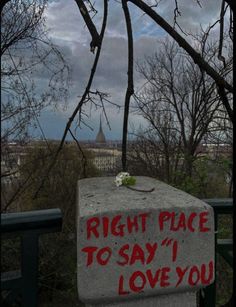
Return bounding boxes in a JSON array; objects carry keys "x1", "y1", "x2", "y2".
[
  {"x1": 68, "y1": 128, "x2": 87, "y2": 178},
  {"x1": 126, "y1": 186, "x2": 155, "y2": 192}
]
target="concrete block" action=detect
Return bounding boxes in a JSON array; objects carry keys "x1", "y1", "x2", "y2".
[
  {"x1": 77, "y1": 177, "x2": 214, "y2": 305},
  {"x1": 86, "y1": 291, "x2": 196, "y2": 307}
]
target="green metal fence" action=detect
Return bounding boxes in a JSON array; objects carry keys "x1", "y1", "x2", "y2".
[
  {"x1": 1, "y1": 209, "x2": 62, "y2": 307},
  {"x1": 200, "y1": 199, "x2": 233, "y2": 307}
]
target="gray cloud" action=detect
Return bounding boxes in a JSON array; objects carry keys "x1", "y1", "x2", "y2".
[
  {"x1": 35, "y1": 0, "x2": 225, "y2": 140},
  {"x1": 153, "y1": 0, "x2": 222, "y2": 31}
]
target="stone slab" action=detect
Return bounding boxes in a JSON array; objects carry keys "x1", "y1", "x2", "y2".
[
  {"x1": 77, "y1": 177, "x2": 214, "y2": 304},
  {"x1": 86, "y1": 291, "x2": 196, "y2": 307}
]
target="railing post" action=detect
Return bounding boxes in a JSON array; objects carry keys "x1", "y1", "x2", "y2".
[
  {"x1": 200, "y1": 213, "x2": 217, "y2": 307},
  {"x1": 76, "y1": 177, "x2": 215, "y2": 307},
  {"x1": 1, "y1": 208, "x2": 62, "y2": 307},
  {"x1": 21, "y1": 233, "x2": 39, "y2": 307},
  {"x1": 200, "y1": 198, "x2": 233, "y2": 307}
]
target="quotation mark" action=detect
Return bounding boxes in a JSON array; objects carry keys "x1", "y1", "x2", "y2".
[{"x1": 161, "y1": 237, "x2": 178, "y2": 262}]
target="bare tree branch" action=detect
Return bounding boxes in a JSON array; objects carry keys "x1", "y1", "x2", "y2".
[
  {"x1": 33, "y1": 0, "x2": 108, "y2": 198},
  {"x1": 121, "y1": 0, "x2": 134, "y2": 171},
  {"x1": 128, "y1": 0, "x2": 233, "y2": 101},
  {"x1": 68, "y1": 128, "x2": 87, "y2": 178},
  {"x1": 217, "y1": 85, "x2": 233, "y2": 122},
  {"x1": 218, "y1": 1, "x2": 226, "y2": 67},
  {"x1": 74, "y1": 0, "x2": 100, "y2": 53},
  {"x1": 224, "y1": 0, "x2": 234, "y2": 11}
]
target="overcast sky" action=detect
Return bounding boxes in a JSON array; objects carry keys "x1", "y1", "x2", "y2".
[{"x1": 35, "y1": 0, "x2": 223, "y2": 141}]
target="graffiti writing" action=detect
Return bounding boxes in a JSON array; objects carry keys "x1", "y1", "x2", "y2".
[{"x1": 81, "y1": 210, "x2": 213, "y2": 296}]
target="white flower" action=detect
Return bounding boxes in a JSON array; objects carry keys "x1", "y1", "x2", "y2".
[
  {"x1": 115, "y1": 177, "x2": 122, "y2": 187},
  {"x1": 115, "y1": 172, "x2": 130, "y2": 187},
  {"x1": 117, "y1": 172, "x2": 129, "y2": 179}
]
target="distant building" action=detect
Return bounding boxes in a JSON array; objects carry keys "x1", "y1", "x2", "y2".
[
  {"x1": 90, "y1": 117, "x2": 121, "y2": 173},
  {"x1": 196, "y1": 143, "x2": 232, "y2": 159},
  {"x1": 95, "y1": 116, "x2": 106, "y2": 144},
  {"x1": 1, "y1": 142, "x2": 27, "y2": 184}
]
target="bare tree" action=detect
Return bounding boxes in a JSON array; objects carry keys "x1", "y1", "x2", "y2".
[
  {"x1": 134, "y1": 37, "x2": 232, "y2": 178},
  {"x1": 128, "y1": 113, "x2": 182, "y2": 183},
  {"x1": 1, "y1": 0, "x2": 70, "y2": 210},
  {"x1": 1, "y1": 0, "x2": 69, "y2": 143}
]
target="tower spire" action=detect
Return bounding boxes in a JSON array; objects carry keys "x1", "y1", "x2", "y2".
[
  {"x1": 99, "y1": 114, "x2": 102, "y2": 131},
  {"x1": 95, "y1": 113, "x2": 106, "y2": 143}
]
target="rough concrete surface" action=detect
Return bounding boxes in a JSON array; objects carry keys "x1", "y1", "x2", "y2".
[
  {"x1": 77, "y1": 177, "x2": 214, "y2": 305},
  {"x1": 87, "y1": 291, "x2": 196, "y2": 307}
]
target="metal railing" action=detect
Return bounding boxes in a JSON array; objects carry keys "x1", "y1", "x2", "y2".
[
  {"x1": 200, "y1": 199, "x2": 233, "y2": 307},
  {"x1": 1, "y1": 209, "x2": 62, "y2": 307}
]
